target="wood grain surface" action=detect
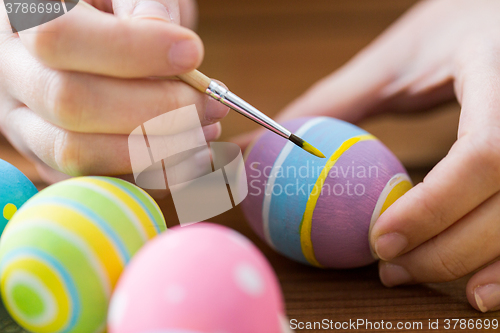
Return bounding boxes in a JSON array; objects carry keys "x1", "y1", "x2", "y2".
[{"x1": 0, "y1": 0, "x2": 496, "y2": 332}]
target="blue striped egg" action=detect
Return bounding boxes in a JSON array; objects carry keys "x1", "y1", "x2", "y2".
[{"x1": 242, "y1": 117, "x2": 411, "y2": 268}]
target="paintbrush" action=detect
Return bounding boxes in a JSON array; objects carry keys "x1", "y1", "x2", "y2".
[
  {"x1": 78, "y1": 0, "x2": 325, "y2": 158},
  {"x1": 177, "y1": 70, "x2": 325, "y2": 158}
]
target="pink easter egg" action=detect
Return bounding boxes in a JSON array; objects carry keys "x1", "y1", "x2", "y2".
[{"x1": 108, "y1": 223, "x2": 291, "y2": 333}]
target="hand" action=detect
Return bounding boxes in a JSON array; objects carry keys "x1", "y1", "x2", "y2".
[
  {"x1": 0, "y1": 0, "x2": 228, "y2": 183},
  {"x1": 276, "y1": 0, "x2": 500, "y2": 312}
]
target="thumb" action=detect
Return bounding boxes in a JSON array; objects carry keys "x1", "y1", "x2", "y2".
[{"x1": 113, "y1": 0, "x2": 180, "y2": 23}]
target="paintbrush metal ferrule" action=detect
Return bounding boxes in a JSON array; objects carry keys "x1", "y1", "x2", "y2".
[
  {"x1": 204, "y1": 80, "x2": 325, "y2": 158},
  {"x1": 205, "y1": 81, "x2": 291, "y2": 139}
]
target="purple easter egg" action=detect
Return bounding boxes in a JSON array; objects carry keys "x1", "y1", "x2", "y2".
[{"x1": 242, "y1": 117, "x2": 412, "y2": 268}]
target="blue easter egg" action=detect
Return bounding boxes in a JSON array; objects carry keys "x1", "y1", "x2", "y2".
[{"x1": 0, "y1": 159, "x2": 38, "y2": 233}]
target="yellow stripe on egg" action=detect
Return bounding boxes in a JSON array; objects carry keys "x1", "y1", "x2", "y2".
[
  {"x1": 2, "y1": 257, "x2": 71, "y2": 333},
  {"x1": 73, "y1": 178, "x2": 157, "y2": 240},
  {"x1": 7, "y1": 206, "x2": 121, "y2": 296},
  {"x1": 368, "y1": 173, "x2": 412, "y2": 258},
  {"x1": 299, "y1": 134, "x2": 377, "y2": 267}
]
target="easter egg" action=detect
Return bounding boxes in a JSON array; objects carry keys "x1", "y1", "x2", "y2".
[
  {"x1": 242, "y1": 117, "x2": 412, "y2": 268},
  {"x1": 0, "y1": 176, "x2": 166, "y2": 333},
  {"x1": 0, "y1": 159, "x2": 38, "y2": 234},
  {"x1": 108, "y1": 223, "x2": 290, "y2": 333}
]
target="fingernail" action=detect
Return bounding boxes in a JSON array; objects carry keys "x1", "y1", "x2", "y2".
[
  {"x1": 474, "y1": 284, "x2": 500, "y2": 313},
  {"x1": 202, "y1": 123, "x2": 222, "y2": 142},
  {"x1": 132, "y1": 1, "x2": 172, "y2": 22},
  {"x1": 379, "y1": 262, "x2": 411, "y2": 287},
  {"x1": 205, "y1": 96, "x2": 229, "y2": 123},
  {"x1": 169, "y1": 40, "x2": 201, "y2": 70},
  {"x1": 374, "y1": 232, "x2": 408, "y2": 261}
]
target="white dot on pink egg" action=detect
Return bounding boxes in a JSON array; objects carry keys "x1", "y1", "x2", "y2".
[
  {"x1": 107, "y1": 224, "x2": 288, "y2": 333},
  {"x1": 108, "y1": 290, "x2": 128, "y2": 328},
  {"x1": 164, "y1": 284, "x2": 186, "y2": 304},
  {"x1": 233, "y1": 262, "x2": 264, "y2": 297}
]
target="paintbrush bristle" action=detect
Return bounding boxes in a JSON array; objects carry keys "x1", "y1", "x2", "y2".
[{"x1": 289, "y1": 134, "x2": 325, "y2": 158}]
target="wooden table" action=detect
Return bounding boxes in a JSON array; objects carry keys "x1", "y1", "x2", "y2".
[{"x1": 1, "y1": 0, "x2": 498, "y2": 332}]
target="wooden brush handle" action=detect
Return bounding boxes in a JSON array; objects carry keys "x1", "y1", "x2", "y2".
[{"x1": 177, "y1": 70, "x2": 212, "y2": 93}]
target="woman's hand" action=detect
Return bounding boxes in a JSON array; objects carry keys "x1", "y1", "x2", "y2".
[
  {"x1": 0, "y1": 0, "x2": 228, "y2": 183},
  {"x1": 276, "y1": 0, "x2": 500, "y2": 312}
]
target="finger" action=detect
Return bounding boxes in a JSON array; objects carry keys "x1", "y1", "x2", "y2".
[
  {"x1": 1, "y1": 106, "x2": 222, "y2": 176},
  {"x1": 276, "y1": 65, "x2": 453, "y2": 124},
  {"x1": 178, "y1": 0, "x2": 197, "y2": 29},
  {"x1": 276, "y1": 2, "x2": 455, "y2": 123},
  {"x1": 0, "y1": 0, "x2": 13, "y2": 32},
  {"x1": 35, "y1": 162, "x2": 72, "y2": 184},
  {"x1": 18, "y1": 1, "x2": 203, "y2": 77},
  {"x1": 378, "y1": 191, "x2": 500, "y2": 286},
  {"x1": 34, "y1": 163, "x2": 171, "y2": 200},
  {"x1": 229, "y1": 129, "x2": 264, "y2": 152},
  {"x1": 5, "y1": 106, "x2": 132, "y2": 175},
  {"x1": 0, "y1": 38, "x2": 228, "y2": 134},
  {"x1": 275, "y1": 56, "x2": 393, "y2": 123},
  {"x1": 34, "y1": 161, "x2": 172, "y2": 200},
  {"x1": 371, "y1": 133, "x2": 500, "y2": 261},
  {"x1": 112, "y1": 0, "x2": 180, "y2": 23},
  {"x1": 371, "y1": 53, "x2": 500, "y2": 261},
  {"x1": 202, "y1": 122, "x2": 221, "y2": 141},
  {"x1": 453, "y1": 41, "x2": 500, "y2": 137},
  {"x1": 467, "y1": 261, "x2": 500, "y2": 313}
]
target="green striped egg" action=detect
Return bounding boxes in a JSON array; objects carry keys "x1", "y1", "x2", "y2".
[{"x1": 0, "y1": 177, "x2": 166, "y2": 333}]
